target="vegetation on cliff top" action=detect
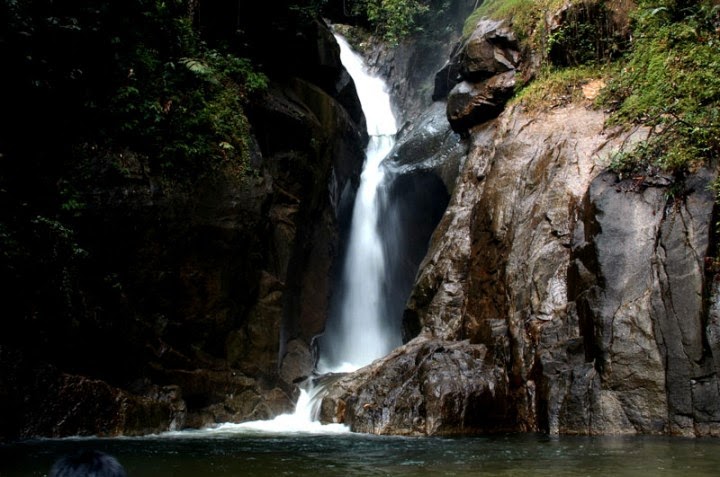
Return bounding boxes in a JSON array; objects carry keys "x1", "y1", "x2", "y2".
[
  {"x1": 466, "y1": 0, "x2": 719, "y2": 177},
  {"x1": 512, "y1": 64, "x2": 608, "y2": 110},
  {"x1": 602, "y1": 0, "x2": 720, "y2": 175},
  {"x1": 463, "y1": 0, "x2": 548, "y2": 38},
  {"x1": 467, "y1": 0, "x2": 630, "y2": 113},
  {"x1": 2, "y1": 0, "x2": 265, "y2": 182},
  {"x1": 334, "y1": 0, "x2": 431, "y2": 42}
]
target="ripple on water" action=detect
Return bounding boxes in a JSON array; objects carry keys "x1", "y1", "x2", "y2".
[{"x1": 3, "y1": 434, "x2": 720, "y2": 477}]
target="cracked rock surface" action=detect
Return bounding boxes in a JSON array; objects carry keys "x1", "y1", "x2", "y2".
[{"x1": 320, "y1": 100, "x2": 720, "y2": 436}]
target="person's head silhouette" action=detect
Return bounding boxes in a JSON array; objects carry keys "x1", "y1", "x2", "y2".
[{"x1": 49, "y1": 450, "x2": 127, "y2": 477}]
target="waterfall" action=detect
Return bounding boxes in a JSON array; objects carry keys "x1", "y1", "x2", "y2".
[
  {"x1": 223, "y1": 33, "x2": 399, "y2": 434},
  {"x1": 317, "y1": 34, "x2": 400, "y2": 374}
]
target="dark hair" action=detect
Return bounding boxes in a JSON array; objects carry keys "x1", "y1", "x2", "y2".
[{"x1": 49, "y1": 450, "x2": 127, "y2": 477}]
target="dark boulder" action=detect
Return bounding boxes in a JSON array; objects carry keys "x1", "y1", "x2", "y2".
[
  {"x1": 444, "y1": 19, "x2": 521, "y2": 135},
  {"x1": 319, "y1": 338, "x2": 513, "y2": 435}
]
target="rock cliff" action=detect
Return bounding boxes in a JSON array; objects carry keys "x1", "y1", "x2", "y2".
[{"x1": 319, "y1": 7, "x2": 720, "y2": 437}]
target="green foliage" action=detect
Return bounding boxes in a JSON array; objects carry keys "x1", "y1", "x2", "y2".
[
  {"x1": 546, "y1": 15, "x2": 614, "y2": 65},
  {"x1": 348, "y1": 0, "x2": 430, "y2": 42},
  {"x1": 478, "y1": 0, "x2": 719, "y2": 176},
  {"x1": 607, "y1": 140, "x2": 661, "y2": 178},
  {"x1": 512, "y1": 64, "x2": 606, "y2": 111},
  {"x1": 463, "y1": 0, "x2": 625, "y2": 67},
  {"x1": 31, "y1": 216, "x2": 88, "y2": 261},
  {"x1": 463, "y1": 0, "x2": 536, "y2": 38},
  {"x1": 290, "y1": 0, "x2": 329, "y2": 19},
  {"x1": 602, "y1": 0, "x2": 720, "y2": 174},
  {"x1": 59, "y1": 185, "x2": 85, "y2": 213},
  {"x1": 107, "y1": 44, "x2": 265, "y2": 177},
  {"x1": 3, "y1": 0, "x2": 266, "y2": 180},
  {"x1": 99, "y1": 9, "x2": 266, "y2": 178},
  {"x1": 1, "y1": 0, "x2": 269, "y2": 334}
]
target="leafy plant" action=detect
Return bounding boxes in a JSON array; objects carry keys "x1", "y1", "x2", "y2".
[
  {"x1": 464, "y1": 0, "x2": 626, "y2": 64},
  {"x1": 86, "y1": 3, "x2": 269, "y2": 179},
  {"x1": 347, "y1": 0, "x2": 430, "y2": 42},
  {"x1": 602, "y1": 0, "x2": 720, "y2": 174}
]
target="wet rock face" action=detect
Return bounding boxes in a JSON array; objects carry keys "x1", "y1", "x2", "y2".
[
  {"x1": 388, "y1": 102, "x2": 466, "y2": 192},
  {"x1": 407, "y1": 104, "x2": 617, "y2": 346},
  {"x1": 446, "y1": 73, "x2": 516, "y2": 136},
  {"x1": 2, "y1": 356, "x2": 183, "y2": 438},
  {"x1": 251, "y1": 76, "x2": 367, "y2": 390},
  {"x1": 379, "y1": 170, "x2": 451, "y2": 337},
  {"x1": 359, "y1": 0, "x2": 477, "y2": 126},
  {"x1": 325, "y1": 104, "x2": 619, "y2": 434},
  {"x1": 319, "y1": 338, "x2": 513, "y2": 435}
]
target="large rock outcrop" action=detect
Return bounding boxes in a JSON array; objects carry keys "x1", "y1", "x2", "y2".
[
  {"x1": 567, "y1": 169, "x2": 719, "y2": 435},
  {"x1": 442, "y1": 19, "x2": 522, "y2": 136},
  {"x1": 358, "y1": 0, "x2": 477, "y2": 126},
  {"x1": 321, "y1": 96, "x2": 719, "y2": 437},
  {"x1": 321, "y1": 102, "x2": 648, "y2": 434},
  {"x1": 319, "y1": 6, "x2": 720, "y2": 436},
  {"x1": 319, "y1": 338, "x2": 512, "y2": 435}
]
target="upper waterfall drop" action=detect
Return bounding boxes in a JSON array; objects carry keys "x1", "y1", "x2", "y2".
[
  {"x1": 317, "y1": 34, "x2": 401, "y2": 374},
  {"x1": 336, "y1": 35, "x2": 397, "y2": 137}
]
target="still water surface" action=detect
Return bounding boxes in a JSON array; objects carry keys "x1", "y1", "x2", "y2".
[{"x1": 2, "y1": 431, "x2": 720, "y2": 477}]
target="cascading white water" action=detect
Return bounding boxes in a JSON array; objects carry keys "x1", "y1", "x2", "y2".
[
  {"x1": 210, "y1": 33, "x2": 399, "y2": 434},
  {"x1": 317, "y1": 34, "x2": 400, "y2": 374}
]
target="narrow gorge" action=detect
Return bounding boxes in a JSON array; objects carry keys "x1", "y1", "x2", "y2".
[{"x1": 1, "y1": 0, "x2": 719, "y2": 442}]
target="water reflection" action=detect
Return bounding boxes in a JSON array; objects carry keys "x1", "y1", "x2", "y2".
[{"x1": 2, "y1": 433, "x2": 719, "y2": 477}]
